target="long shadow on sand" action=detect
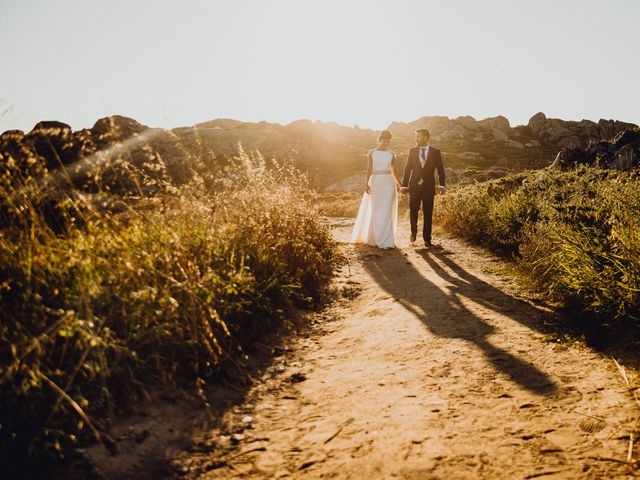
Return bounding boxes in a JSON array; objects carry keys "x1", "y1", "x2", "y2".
[{"x1": 358, "y1": 246, "x2": 558, "y2": 396}]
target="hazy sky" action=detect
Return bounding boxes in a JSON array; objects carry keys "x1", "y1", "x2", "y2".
[{"x1": 1, "y1": 0, "x2": 639, "y2": 132}]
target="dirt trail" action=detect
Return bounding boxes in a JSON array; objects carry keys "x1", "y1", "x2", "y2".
[{"x1": 174, "y1": 219, "x2": 639, "y2": 479}]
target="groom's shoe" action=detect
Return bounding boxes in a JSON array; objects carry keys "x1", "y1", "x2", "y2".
[
  {"x1": 425, "y1": 241, "x2": 442, "y2": 250},
  {"x1": 410, "y1": 233, "x2": 416, "y2": 243}
]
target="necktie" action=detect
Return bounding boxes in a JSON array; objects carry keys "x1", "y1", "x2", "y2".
[{"x1": 418, "y1": 148, "x2": 426, "y2": 185}]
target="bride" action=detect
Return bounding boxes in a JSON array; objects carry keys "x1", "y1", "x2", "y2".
[{"x1": 351, "y1": 129, "x2": 402, "y2": 249}]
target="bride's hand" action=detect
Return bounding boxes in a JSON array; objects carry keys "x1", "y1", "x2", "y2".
[{"x1": 365, "y1": 185, "x2": 371, "y2": 194}]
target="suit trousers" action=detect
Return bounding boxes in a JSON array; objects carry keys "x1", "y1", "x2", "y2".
[{"x1": 409, "y1": 184, "x2": 435, "y2": 243}]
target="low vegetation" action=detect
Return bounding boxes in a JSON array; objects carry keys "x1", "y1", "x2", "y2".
[
  {"x1": 435, "y1": 166, "x2": 640, "y2": 326},
  {"x1": 0, "y1": 147, "x2": 340, "y2": 473},
  {"x1": 318, "y1": 191, "x2": 409, "y2": 218}
]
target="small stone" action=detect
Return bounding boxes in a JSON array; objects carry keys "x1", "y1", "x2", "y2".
[
  {"x1": 300, "y1": 460, "x2": 316, "y2": 470},
  {"x1": 290, "y1": 372, "x2": 307, "y2": 383}
]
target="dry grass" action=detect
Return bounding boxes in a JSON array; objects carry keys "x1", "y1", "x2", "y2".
[
  {"x1": 317, "y1": 191, "x2": 410, "y2": 219},
  {"x1": 0, "y1": 146, "x2": 340, "y2": 473}
]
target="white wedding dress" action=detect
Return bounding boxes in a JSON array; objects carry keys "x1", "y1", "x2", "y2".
[{"x1": 351, "y1": 149, "x2": 398, "y2": 249}]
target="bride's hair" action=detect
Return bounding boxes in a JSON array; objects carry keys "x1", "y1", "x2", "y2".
[{"x1": 377, "y1": 130, "x2": 392, "y2": 142}]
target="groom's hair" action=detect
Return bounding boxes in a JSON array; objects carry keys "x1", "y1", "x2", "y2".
[
  {"x1": 415, "y1": 128, "x2": 431, "y2": 139},
  {"x1": 377, "y1": 130, "x2": 393, "y2": 142}
]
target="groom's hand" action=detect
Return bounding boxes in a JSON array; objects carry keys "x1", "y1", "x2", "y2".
[{"x1": 437, "y1": 185, "x2": 446, "y2": 195}]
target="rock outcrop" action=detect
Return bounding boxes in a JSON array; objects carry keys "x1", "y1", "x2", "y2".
[
  {"x1": 550, "y1": 128, "x2": 640, "y2": 170},
  {"x1": 388, "y1": 115, "x2": 514, "y2": 145},
  {"x1": 527, "y1": 112, "x2": 636, "y2": 149},
  {"x1": 2, "y1": 112, "x2": 639, "y2": 202},
  {"x1": 0, "y1": 116, "x2": 187, "y2": 196}
]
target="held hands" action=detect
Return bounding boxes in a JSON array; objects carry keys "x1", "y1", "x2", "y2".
[{"x1": 396, "y1": 186, "x2": 443, "y2": 195}]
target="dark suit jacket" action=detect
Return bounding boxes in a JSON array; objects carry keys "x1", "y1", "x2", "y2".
[{"x1": 402, "y1": 145, "x2": 445, "y2": 193}]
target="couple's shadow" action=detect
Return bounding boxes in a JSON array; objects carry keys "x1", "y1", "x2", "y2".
[{"x1": 358, "y1": 246, "x2": 558, "y2": 396}]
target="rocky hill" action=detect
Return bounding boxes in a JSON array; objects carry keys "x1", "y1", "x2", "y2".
[{"x1": 1, "y1": 113, "x2": 637, "y2": 196}]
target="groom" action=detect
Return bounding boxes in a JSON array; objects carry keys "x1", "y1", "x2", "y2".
[{"x1": 400, "y1": 128, "x2": 446, "y2": 247}]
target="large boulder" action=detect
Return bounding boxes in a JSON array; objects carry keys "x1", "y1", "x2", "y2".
[
  {"x1": 596, "y1": 119, "x2": 636, "y2": 140},
  {"x1": 576, "y1": 119, "x2": 599, "y2": 137},
  {"x1": 506, "y1": 140, "x2": 525, "y2": 149},
  {"x1": 454, "y1": 115, "x2": 478, "y2": 130},
  {"x1": 612, "y1": 129, "x2": 640, "y2": 149},
  {"x1": 492, "y1": 129, "x2": 509, "y2": 142},
  {"x1": 544, "y1": 119, "x2": 575, "y2": 143},
  {"x1": 550, "y1": 148, "x2": 591, "y2": 169},
  {"x1": 24, "y1": 121, "x2": 75, "y2": 169},
  {"x1": 531, "y1": 113, "x2": 638, "y2": 148},
  {"x1": 0, "y1": 130, "x2": 26, "y2": 152},
  {"x1": 478, "y1": 115, "x2": 510, "y2": 132},
  {"x1": 550, "y1": 128, "x2": 640, "y2": 170},
  {"x1": 387, "y1": 115, "x2": 451, "y2": 139},
  {"x1": 610, "y1": 144, "x2": 640, "y2": 170},
  {"x1": 0, "y1": 130, "x2": 42, "y2": 179},
  {"x1": 528, "y1": 112, "x2": 547, "y2": 135},
  {"x1": 91, "y1": 115, "x2": 148, "y2": 148},
  {"x1": 557, "y1": 135, "x2": 582, "y2": 148},
  {"x1": 437, "y1": 125, "x2": 467, "y2": 141}
]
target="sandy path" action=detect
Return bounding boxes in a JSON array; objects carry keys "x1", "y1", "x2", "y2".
[{"x1": 177, "y1": 218, "x2": 639, "y2": 479}]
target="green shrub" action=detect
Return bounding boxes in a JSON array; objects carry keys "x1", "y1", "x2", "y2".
[
  {"x1": 435, "y1": 185, "x2": 493, "y2": 244},
  {"x1": 435, "y1": 166, "x2": 640, "y2": 324}
]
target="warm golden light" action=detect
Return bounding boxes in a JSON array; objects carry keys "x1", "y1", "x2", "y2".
[{"x1": 1, "y1": 0, "x2": 639, "y2": 132}]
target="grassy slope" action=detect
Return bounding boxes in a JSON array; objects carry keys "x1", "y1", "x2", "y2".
[
  {"x1": 435, "y1": 166, "x2": 640, "y2": 326},
  {"x1": 0, "y1": 151, "x2": 341, "y2": 474}
]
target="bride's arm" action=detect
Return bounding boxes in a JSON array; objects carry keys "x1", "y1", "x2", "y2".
[
  {"x1": 364, "y1": 150, "x2": 373, "y2": 193},
  {"x1": 391, "y1": 152, "x2": 402, "y2": 190}
]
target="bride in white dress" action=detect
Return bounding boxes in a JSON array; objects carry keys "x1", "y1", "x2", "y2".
[{"x1": 351, "y1": 129, "x2": 402, "y2": 249}]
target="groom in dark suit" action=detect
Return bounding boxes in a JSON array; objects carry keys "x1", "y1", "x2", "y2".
[{"x1": 400, "y1": 128, "x2": 446, "y2": 247}]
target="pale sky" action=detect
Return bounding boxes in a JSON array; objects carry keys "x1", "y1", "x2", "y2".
[{"x1": 1, "y1": 0, "x2": 639, "y2": 132}]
